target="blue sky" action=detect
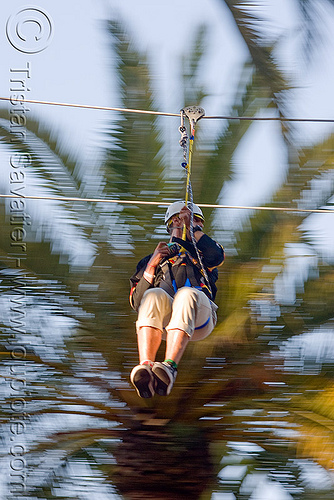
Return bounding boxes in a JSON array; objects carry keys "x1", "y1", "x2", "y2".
[
  {"x1": 1, "y1": 0, "x2": 334, "y2": 231},
  {"x1": 2, "y1": 1, "x2": 333, "y2": 173}
]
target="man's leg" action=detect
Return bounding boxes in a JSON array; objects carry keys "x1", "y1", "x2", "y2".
[
  {"x1": 165, "y1": 328, "x2": 189, "y2": 365},
  {"x1": 152, "y1": 328, "x2": 190, "y2": 396},
  {"x1": 131, "y1": 289, "x2": 172, "y2": 398},
  {"x1": 152, "y1": 288, "x2": 196, "y2": 395},
  {"x1": 137, "y1": 326, "x2": 162, "y2": 363},
  {"x1": 153, "y1": 288, "x2": 214, "y2": 396}
]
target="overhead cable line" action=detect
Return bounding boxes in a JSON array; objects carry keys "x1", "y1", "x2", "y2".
[
  {"x1": 2, "y1": 97, "x2": 334, "y2": 215},
  {"x1": 0, "y1": 194, "x2": 333, "y2": 214},
  {"x1": 1, "y1": 97, "x2": 334, "y2": 123},
  {"x1": 0, "y1": 97, "x2": 179, "y2": 118}
]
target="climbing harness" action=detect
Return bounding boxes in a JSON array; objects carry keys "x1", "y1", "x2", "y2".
[{"x1": 178, "y1": 106, "x2": 213, "y2": 298}]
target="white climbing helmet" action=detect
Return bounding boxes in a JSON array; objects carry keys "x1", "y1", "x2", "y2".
[{"x1": 164, "y1": 201, "x2": 204, "y2": 226}]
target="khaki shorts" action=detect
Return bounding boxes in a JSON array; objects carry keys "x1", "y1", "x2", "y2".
[{"x1": 136, "y1": 287, "x2": 217, "y2": 341}]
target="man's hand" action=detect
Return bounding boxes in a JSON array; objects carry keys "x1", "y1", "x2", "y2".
[
  {"x1": 178, "y1": 206, "x2": 204, "y2": 241},
  {"x1": 147, "y1": 242, "x2": 170, "y2": 269},
  {"x1": 169, "y1": 206, "x2": 191, "y2": 239},
  {"x1": 143, "y1": 242, "x2": 171, "y2": 284},
  {"x1": 178, "y1": 206, "x2": 191, "y2": 229}
]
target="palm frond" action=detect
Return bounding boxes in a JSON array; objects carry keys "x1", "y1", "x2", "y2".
[
  {"x1": 295, "y1": 0, "x2": 334, "y2": 60},
  {"x1": 223, "y1": 1, "x2": 287, "y2": 93},
  {"x1": 193, "y1": 66, "x2": 275, "y2": 216},
  {"x1": 181, "y1": 24, "x2": 209, "y2": 106}
]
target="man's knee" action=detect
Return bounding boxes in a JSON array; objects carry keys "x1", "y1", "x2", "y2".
[
  {"x1": 141, "y1": 288, "x2": 168, "y2": 306},
  {"x1": 173, "y1": 287, "x2": 199, "y2": 306},
  {"x1": 138, "y1": 288, "x2": 171, "y2": 316},
  {"x1": 137, "y1": 288, "x2": 172, "y2": 333}
]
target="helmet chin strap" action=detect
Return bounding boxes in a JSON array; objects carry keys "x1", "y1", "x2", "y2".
[{"x1": 168, "y1": 222, "x2": 183, "y2": 238}]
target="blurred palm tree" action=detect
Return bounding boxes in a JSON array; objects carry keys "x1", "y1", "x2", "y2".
[{"x1": 1, "y1": 8, "x2": 334, "y2": 500}]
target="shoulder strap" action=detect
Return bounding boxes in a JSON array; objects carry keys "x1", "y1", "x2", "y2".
[
  {"x1": 184, "y1": 254, "x2": 213, "y2": 300},
  {"x1": 158, "y1": 258, "x2": 180, "y2": 296}
]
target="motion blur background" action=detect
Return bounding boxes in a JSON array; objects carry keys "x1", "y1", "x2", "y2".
[{"x1": 1, "y1": 0, "x2": 334, "y2": 498}]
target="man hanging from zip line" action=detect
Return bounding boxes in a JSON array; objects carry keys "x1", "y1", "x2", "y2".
[{"x1": 129, "y1": 201, "x2": 225, "y2": 398}]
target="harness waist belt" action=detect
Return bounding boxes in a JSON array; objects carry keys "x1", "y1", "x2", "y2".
[{"x1": 194, "y1": 316, "x2": 210, "y2": 330}]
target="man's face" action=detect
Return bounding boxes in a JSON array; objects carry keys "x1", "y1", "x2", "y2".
[{"x1": 194, "y1": 216, "x2": 204, "y2": 228}]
